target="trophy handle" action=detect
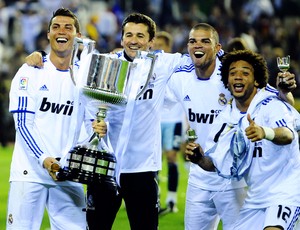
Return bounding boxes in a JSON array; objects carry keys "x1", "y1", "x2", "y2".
[
  {"x1": 135, "y1": 52, "x2": 157, "y2": 100},
  {"x1": 69, "y1": 37, "x2": 96, "y2": 86},
  {"x1": 72, "y1": 37, "x2": 96, "y2": 60}
]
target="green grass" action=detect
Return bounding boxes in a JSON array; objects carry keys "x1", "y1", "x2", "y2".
[
  {"x1": 1, "y1": 144, "x2": 222, "y2": 229},
  {"x1": 0, "y1": 145, "x2": 12, "y2": 229},
  {"x1": 111, "y1": 154, "x2": 189, "y2": 230}
]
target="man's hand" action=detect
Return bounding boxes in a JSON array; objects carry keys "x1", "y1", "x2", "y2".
[
  {"x1": 25, "y1": 51, "x2": 44, "y2": 68},
  {"x1": 245, "y1": 114, "x2": 265, "y2": 142},
  {"x1": 92, "y1": 120, "x2": 107, "y2": 138},
  {"x1": 185, "y1": 142, "x2": 204, "y2": 163},
  {"x1": 43, "y1": 157, "x2": 60, "y2": 181},
  {"x1": 277, "y1": 71, "x2": 297, "y2": 92}
]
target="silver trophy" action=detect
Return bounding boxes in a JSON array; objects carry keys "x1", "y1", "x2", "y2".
[
  {"x1": 57, "y1": 38, "x2": 157, "y2": 190},
  {"x1": 277, "y1": 55, "x2": 290, "y2": 90}
]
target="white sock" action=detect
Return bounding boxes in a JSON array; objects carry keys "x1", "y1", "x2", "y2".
[{"x1": 166, "y1": 191, "x2": 177, "y2": 204}]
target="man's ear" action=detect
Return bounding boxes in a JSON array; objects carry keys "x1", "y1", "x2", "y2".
[{"x1": 254, "y1": 81, "x2": 259, "y2": 87}]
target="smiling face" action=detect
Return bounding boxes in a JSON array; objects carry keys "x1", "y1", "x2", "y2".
[
  {"x1": 47, "y1": 15, "x2": 79, "y2": 58},
  {"x1": 187, "y1": 28, "x2": 221, "y2": 72},
  {"x1": 227, "y1": 60, "x2": 258, "y2": 110},
  {"x1": 121, "y1": 22, "x2": 153, "y2": 59}
]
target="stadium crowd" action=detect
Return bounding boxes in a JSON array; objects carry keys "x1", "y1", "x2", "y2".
[{"x1": 1, "y1": 0, "x2": 300, "y2": 147}]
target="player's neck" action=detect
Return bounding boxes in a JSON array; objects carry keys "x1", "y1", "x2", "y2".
[
  {"x1": 195, "y1": 63, "x2": 215, "y2": 80},
  {"x1": 49, "y1": 53, "x2": 72, "y2": 70},
  {"x1": 235, "y1": 100, "x2": 249, "y2": 113}
]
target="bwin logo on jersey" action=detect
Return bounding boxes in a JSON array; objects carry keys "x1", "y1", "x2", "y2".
[
  {"x1": 39, "y1": 97, "x2": 74, "y2": 115},
  {"x1": 188, "y1": 108, "x2": 221, "y2": 124}
]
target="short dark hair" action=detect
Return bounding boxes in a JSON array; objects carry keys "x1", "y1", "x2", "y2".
[
  {"x1": 121, "y1": 13, "x2": 156, "y2": 41},
  {"x1": 156, "y1": 31, "x2": 173, "y2": 48},
  {"x1": 48, "y1": 7, "x2": 80, "y2": 33},
  {"x1": 190, "y1": 23, "x2": 219, "y2": 44},
  {"x1": 220, "y1": 50, "x2": 269, "y2": 89},
  {"x1": 226, "y1": 37, "x2": 249, "y2": 52}
]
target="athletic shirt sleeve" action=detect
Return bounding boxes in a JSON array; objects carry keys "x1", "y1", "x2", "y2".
[
  {"x1": 163, "y1": 82, "x2": 179, "y2": 109},
  {"x1": 242, "y1": 97, "x2": 296, "y2": 138},
  {"x1": 9, "y1": 64, "x2": 51, "y2": 166},
  {"x1": 259, "y1": 99, "x2": 297, "y2": 138},
  {"x1": 163, "y1": 56, "x2": 192, "y2": 108}
]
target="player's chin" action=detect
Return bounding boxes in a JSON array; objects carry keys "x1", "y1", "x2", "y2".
[
  {"x1": 130, "y1": 52, "x2": 138, "y2": 58},
  {"x1": 126, "y1": 48, "x2": 139, "y2": 58}
]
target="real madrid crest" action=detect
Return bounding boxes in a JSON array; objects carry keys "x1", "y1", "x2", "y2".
[
  {"x1": 8, "y1": 213, "x2": 13, "y2": 225},
  {"x1": 218, "y1": 93, "x2": 227, "y2": 106}
]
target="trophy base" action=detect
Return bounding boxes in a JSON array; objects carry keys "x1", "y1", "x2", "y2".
[
  {"x1": 57, "y1": 145, "x2": 118, "y2": 191},
  {"x1": 57, "y1": 169, "x2": 117, "y2": 191}
]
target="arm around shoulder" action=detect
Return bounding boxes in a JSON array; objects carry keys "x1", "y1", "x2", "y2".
[{"x1": 25, "y1": 51, "x2": 44, "y2": 68}]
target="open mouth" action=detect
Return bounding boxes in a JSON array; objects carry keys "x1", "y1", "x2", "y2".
[
  {"x1": 194, "y1": 51, "x2": 204, "y2": 58},
  {"x1": 129, "y1": 46, "x2": 139, "y2": 50},
  {"x1": 56, "y1": 38, "x2": 68, "y2": 43},
  {"x1": 233, "y1": 83, "x2": 244, "y2": 92}
]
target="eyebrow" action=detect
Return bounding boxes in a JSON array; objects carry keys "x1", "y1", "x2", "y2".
[
  {"x1": 188, "y1": 38, "x2": 211, "y2": 42},
  {"x1": 52, "y1": 22, "x2": 73, "y2": 27},
  {"x1": 125, "y1": 31, "x2": 146, "y2": 36},
  {"x1": 229, "y1": 66, "x2": 252, "y2": 71}
]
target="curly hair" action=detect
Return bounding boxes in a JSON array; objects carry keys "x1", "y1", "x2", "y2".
[
  {"x1": 121, "y1": 13, "x2": 156, "y2": 41},
  {"x1": 220, "y1": 50, "x2": 269, "y2": 89}
]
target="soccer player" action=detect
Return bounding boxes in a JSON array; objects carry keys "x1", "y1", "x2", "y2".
[
  {"x1": 94, "y1": 14, "x2": 189, "y2": 230},
  {"x1": 165, "y1": 23, "x2": 297, "y2": 230},
  {"x1": 165, "y1": 23, "x2": 246, "y2": 230},
  {"x1": 7, "y1": 8, "x2": 97, "y2": 230},
  {"x1": 186, "y1": 49, "x2": 300, "y2": 229}
]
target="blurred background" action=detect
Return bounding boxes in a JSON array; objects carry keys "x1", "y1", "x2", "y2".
[{"x1": 1, "y1": 0, "x2": 300, "y2": 147}]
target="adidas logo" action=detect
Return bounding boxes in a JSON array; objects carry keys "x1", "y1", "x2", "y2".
[
  {"x1": 39, "y1": 85, "x2": 48, "y2": 91},
  {"x1": 183, "y1": 95, "x2": 191, "y2": 101}
]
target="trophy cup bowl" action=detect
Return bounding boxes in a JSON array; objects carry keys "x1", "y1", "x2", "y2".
[
  {"x1": 82, "y1": 53, "x2": 133, "y2": 104},
  {"x1": 57, "y1": 53, "x2": 136, "y2": 191}
]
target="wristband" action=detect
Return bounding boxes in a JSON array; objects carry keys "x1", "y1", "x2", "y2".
[{"x1": 262, "y1": 126, "x2": 275, "y2": 141}]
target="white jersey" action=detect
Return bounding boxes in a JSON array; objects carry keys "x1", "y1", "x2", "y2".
[
  {"x1": 161, "y1": 101, "x2": 185, "y2": 123},
  {"x1": 9, "y1": 55, "x2": 97, "y2": 186},
  {"x1": 207, "y1": 87, "x2": 300, "y2": 208},
  {"x1": 104, "y1": 50, "x2": 189, "y2": 174},
  {"x1": 241, "y1": 95, "x2": 300, "y2": 208},
  {"x1": 167, "y1": 57, "x2": 246, "y2": 191}
]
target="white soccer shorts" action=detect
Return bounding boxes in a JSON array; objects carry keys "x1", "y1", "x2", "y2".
[
  {"x1": 234, "y1": 205, "x2": 300, "y2": 229},
  {"x1": 6, "y1": 181, "x2": 86, "y2": 230},
  {"x1": 185, "y1": 183, "x2": 246, "y2": 230}
]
